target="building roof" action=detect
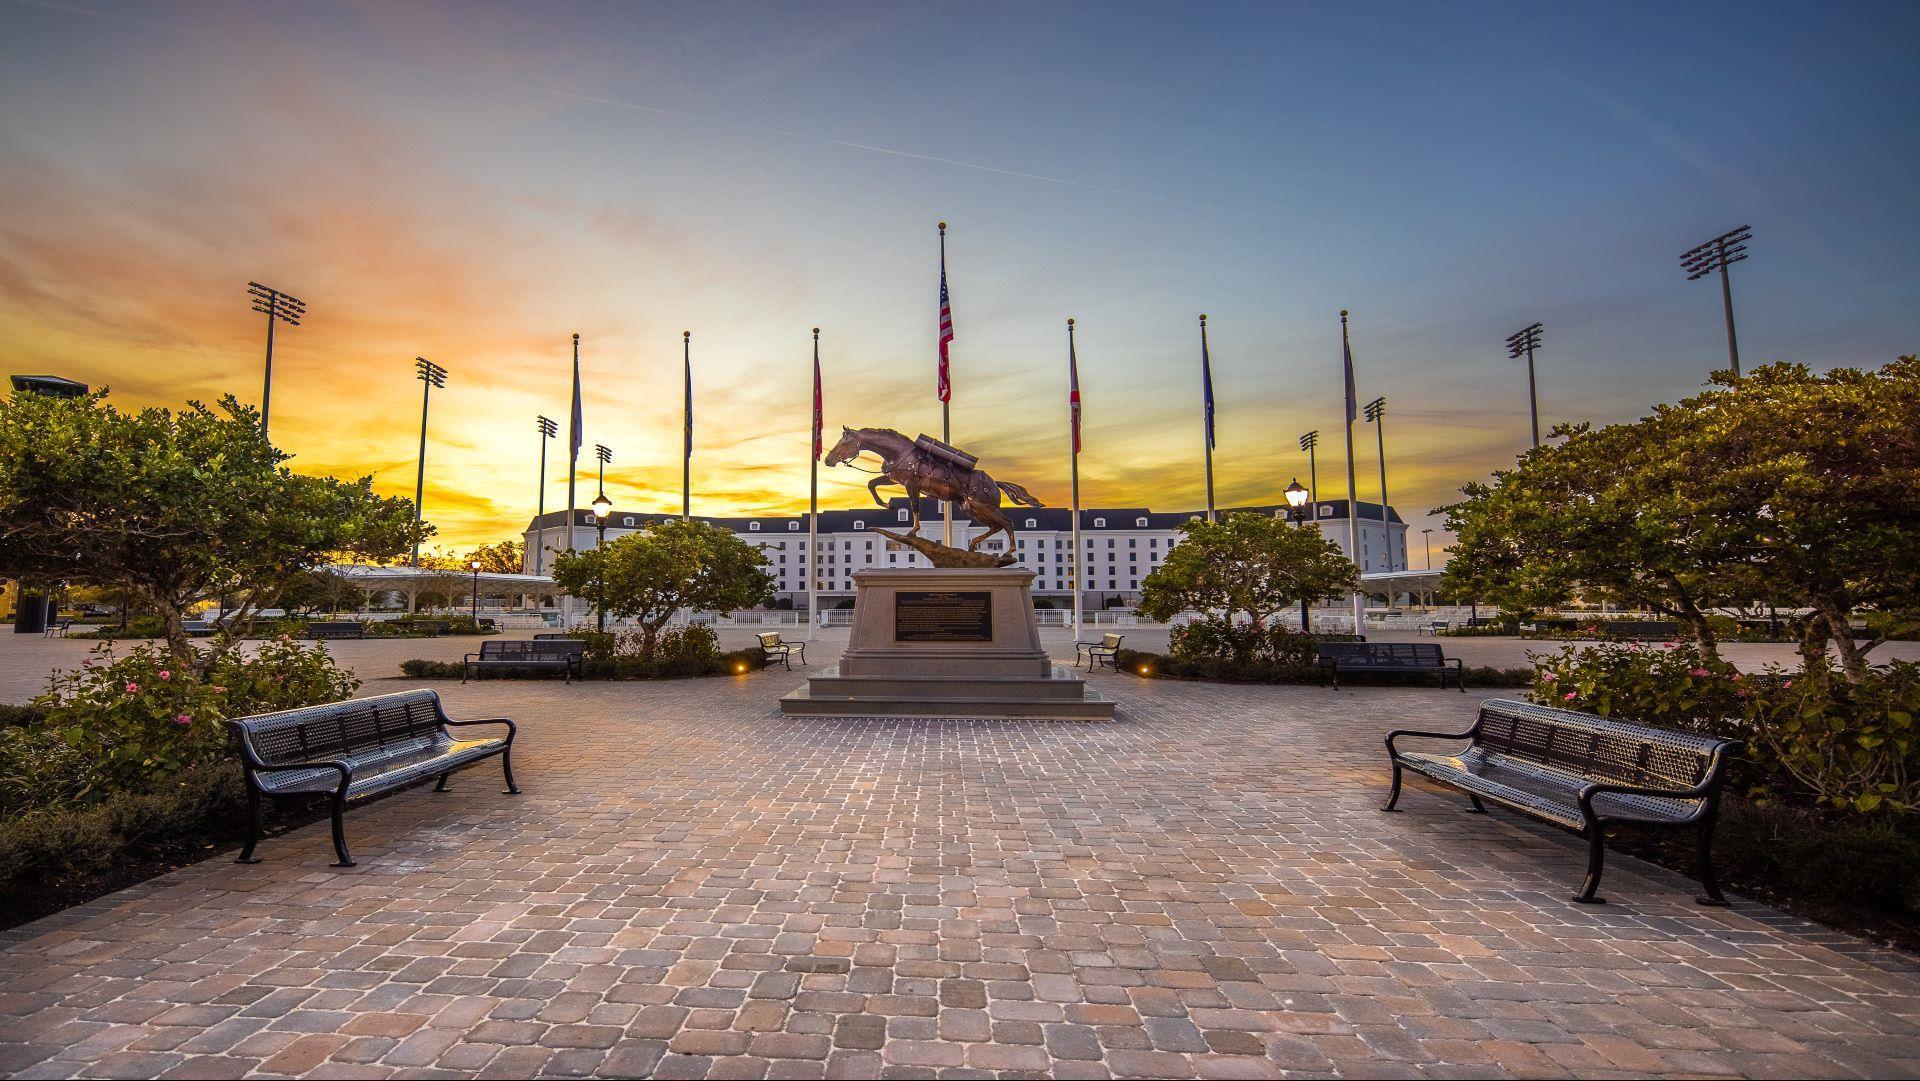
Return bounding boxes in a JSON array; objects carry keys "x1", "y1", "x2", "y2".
[{"x1": 525, "y1": 496, "x2": 1402, "y2": 533}]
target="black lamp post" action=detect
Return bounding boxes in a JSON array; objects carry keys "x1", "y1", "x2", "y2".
[
  {"x1": 591, "y1": 493, "x2": 612, "y2": 632},
  {"x1": 1422, "y1": 527, "x2": 1434, "y2": 570},
  {"x1": 1284, "y1": 478, "x2": 1311, "y2": 631},
  {"x1": 469, "y1": 560, "x2": 481, "y2": 624}
]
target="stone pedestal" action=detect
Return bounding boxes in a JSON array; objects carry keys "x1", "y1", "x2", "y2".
[{"x1": 779, "y1": 568, "x2": 1115, "y2": 720}]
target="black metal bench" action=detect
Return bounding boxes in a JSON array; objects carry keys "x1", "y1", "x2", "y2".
[
  {"x1": 228, "y1": 688, "x2": 518, "y2": 867},
  {"x1": 462, "y1": 639, "x2": 584, "y2": 682},
  {"x1": 1075, "y1": 632, "x2": 1124, "y2": 670},
  {"x1": 1385, "y1": 697, "x2": 1739, "y2": 904},
  {"x1": 756, "y1": 631, "x2": 806, "y2": 670},
  {"x1": 532, "y1": 632, "x2": 573, "y2": 639},
  {"x1": 42, "y1": 617, "x2": 74, "y2": 638},
  {"x1": 1317, "y1": 642, "x2": 1464, "y2": 691},
  {"x1": 181, "y1": 620, "x2": 217, "y2": 637},
  {"x1": 1602, "y1": 620, "x2": 1680, "y2": 641},
  {"x1": 408, "y1": 619, "x2": 451, "y2": 636},
  {"x1": 306, "y1": 621, "x2": 366, "y2": 640}
]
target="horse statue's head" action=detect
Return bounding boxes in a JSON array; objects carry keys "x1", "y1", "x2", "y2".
[{"x1": 823, "y1": 426, "x2": 863, "y2": 468}]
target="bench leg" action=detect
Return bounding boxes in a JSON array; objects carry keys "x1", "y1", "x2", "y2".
[
  {"x1": 236, "y1": 788, "x2": 264, "y2": 864},
  {"x1": 1574, "y1": 826, "x2": 1606, "y2": 904},
  {"x1": 1695, "y1": 818, "x2": 1728, "y2": 906},
  {"x1": 433, "y1": 771, "x2": 452, "y2": 792},
  {"x1": 1382, "y1": 761, "x2": 1404, "y2": 812},
  {"x1": 501, "y1": 748, "x2": 521, "y2": 795},
  {"x1": 460, "y1": 663, "x2": 470, "y2": 685},
  {"x1": 329, "y1": 793, "x2": 356, "y2": 868},
  {"x1": 1467, "y1": 794, "x2": 1487, "y2": 814}
]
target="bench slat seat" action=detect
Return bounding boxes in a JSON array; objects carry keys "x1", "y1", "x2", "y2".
[
  {"x1": 1386, "y1": 698, "x2": 1737, "y2": 904},
  {"x1": 229, "y1": 688, "x2": 519, "y2": 866}
]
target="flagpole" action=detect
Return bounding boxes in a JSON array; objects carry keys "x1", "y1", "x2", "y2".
[
  {"x1": 938, "y1": 222, "x2": 954, "y2": 549},
  {"x1": 809, "y1": 328, "x2": 820, "y2": 642},
  {"x1": 1341, "y1": 311, "x2": 1364, "y2": 635},
  {"x1": 1068, "y1": 318, "x2": 1083, "y2": 636},
  {"x1": 1200, "y1": 314, "x2": 1216, "y2": 523},
  {"x1": 565, "y1": 333, "x2": 581, "y2": 628},
  {"x1": 683, "y1": 330, "x2": 692, "y2": 520}
]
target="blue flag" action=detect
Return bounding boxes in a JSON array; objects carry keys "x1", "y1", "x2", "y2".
[
  {"x1": 569, "y1": 337, "x2": 584, "y2": 459},
  {"x1": 683, "y1": 334, "x2": 693, "y2": 460},
  {"x1": 1201, "y1": 319, "x2": 1216, "y2": 450}
]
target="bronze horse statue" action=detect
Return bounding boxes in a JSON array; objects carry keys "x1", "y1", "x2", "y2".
[{"x1": 824, "y1": 426, "x2": 1044, "y2": 553}]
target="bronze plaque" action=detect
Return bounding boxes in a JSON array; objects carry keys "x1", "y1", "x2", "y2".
[{"x1": 894, "y1": 590, "x2": 993, "y2": 642}]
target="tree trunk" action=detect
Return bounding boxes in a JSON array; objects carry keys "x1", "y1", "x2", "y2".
[{"x1": 1814, "y1": 596, "x2": 1870, "y2": 683}]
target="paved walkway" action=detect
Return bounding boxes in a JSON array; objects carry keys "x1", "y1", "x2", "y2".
[{"x1": 3, "y1": 663, "x2": 1919, "y2": 1078}]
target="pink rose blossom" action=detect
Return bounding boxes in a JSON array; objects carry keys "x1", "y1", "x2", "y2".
[
  {"x1": 1540, "y1": 672, "x2": 1557, "y2": 682},
  {"x1": 211, "y1": 685, "x2": 226, "y2": 693},
  {"x1": 124, "y1": 682, "x2": 139, "y2": 694},
  {"x1": 175, "y1": 714, "x2": 192, "y2": 725},
  {"x1": 1563, "y1": 691, "x2": 1577, "y2": 701},
  {"x1": 1783, "y1": 680, "x2": 1794, "y2": 689},
  {"x1": 1689, "y1": 667, "x2": 1711, "y2": 678},
  {"x1": 158, "y1": 670, "x2": 171, "y2": 680}
]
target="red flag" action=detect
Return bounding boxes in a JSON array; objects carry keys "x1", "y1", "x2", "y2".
[
  {"x1": 812, "y1": 331, "x2": 824, "y2": 461},
  {"x1": 937, "y1": 228, "x2": 953, "y2": 403}
]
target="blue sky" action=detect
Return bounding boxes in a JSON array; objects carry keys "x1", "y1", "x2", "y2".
[{"x1": 1, "y1": 0, "x2": 1915, "y2": 552}]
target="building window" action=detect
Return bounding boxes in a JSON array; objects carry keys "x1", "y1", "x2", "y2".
[
  {"x1": 1135, "y1": 517, "x2": 1147, "y2": 527},
  {"x1": 1025, "y1": 518, "x2": 1037, "y2": 528},
  {"x1": 622, "y1": 516, "x2": 634, "y2": 526},
  {"x1": 896, "y1": 508, "x2": 910, "y2": 522},
  {"x1": 1094, "y1": 517, "x2": 1106, "y2": 527},
  {"x1": 854, "y1": 521, "x2": 865, "y2": 530},
  {"x1": 788, "y1": 521, "x2": 799, "y2": 531},
  {"x1": 749, "y1": 522, "x2": 760, "y2": 531}
]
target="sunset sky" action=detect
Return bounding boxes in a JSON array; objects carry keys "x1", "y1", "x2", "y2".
[{"x1": 3, "y1": 1, "x2": 1916, "y2": 557}]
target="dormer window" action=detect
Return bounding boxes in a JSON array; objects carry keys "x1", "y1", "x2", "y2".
[
  {"x1": 788, "y1": 521, "x2": 799, "y2": 531},
  {"x1": 896, "y1": 508, "x2": 910, "y2": 522},
  {"x1": 748, "y1": 522, "x2": 761, "y2": 531},
  {"x1": 1135, "y1": 517, "x2": 1147, "y2": 527},
  {"x1": 1093, "y1": 517, "x2": 1106, "y2": 528},
  {"x1": 1025, "y1": 518, "x2": 1036, "y2": 528},
  {"x1": 622, "y1": 517, "x2": 634, "y2": 526},
  {"x1": 854, "y1": 521, "x2": 865, "y2": 530}
]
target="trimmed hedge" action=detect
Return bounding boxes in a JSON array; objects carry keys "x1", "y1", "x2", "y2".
[
  {"x1": 1110, "y1": 646, "x2": 1532, "y2": 688},
  {"x1": 401, "y1": 648, "x2": 763, "y2": 681}
]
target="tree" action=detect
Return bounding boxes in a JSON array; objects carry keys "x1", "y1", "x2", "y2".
[
  {"x1": 550, "y1": 518, "x2": 773, "y2": 658},
  {"x1": 0, "y1": 391, "x2": 426, "y2": 663},
  {"x1": 465, "y1": 540, "x2": 525, "y2": 574},
  {"x1": 1441, "y1": 359, "x2": 1920, "y2": 678},
  {"x1": 1137, "y1": 512, "x2": 1358, "y2": 629}
]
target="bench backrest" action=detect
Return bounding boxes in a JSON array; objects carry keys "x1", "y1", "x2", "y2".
[
  {"x1": 1318, "y1": 641, "x2": 1446, "y2": 667},
  {"x1": 231, "y1": 688, "x2": 447, "y2": 767},
  {"x1": 479, "y1": 639, "x2": 584, "y2": 660},
  {"x1": 1604, "y1": 620, "x2": 1680, "y2": 639},
  {"x1": 532, "y1": 632, "x2": 572, "y2": 640},
  {"x1": 1474, "y1": 698, "x2": 1732, "y2": 791},
  {"x1": 308, "y1": 621, "x2": 362, "y2": 636},
  {"x1": 757, "y1": 632, "x2": 784, "y2": 649}
]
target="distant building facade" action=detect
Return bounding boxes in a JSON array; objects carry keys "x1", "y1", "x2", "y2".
[{"x1": 523, "y1": 497, "x2": 1407, "y2": 609}]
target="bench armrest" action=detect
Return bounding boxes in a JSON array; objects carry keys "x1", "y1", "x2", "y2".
[
  {"x1": 442, "y1": 716, "x2": 516, "y2": 743},
  {"x1": 464, "y1": 652, "x2": 484, "y2": 663},
  {"x1": 1385, "y1": 726, "x2": 1479, "y2": 758}
]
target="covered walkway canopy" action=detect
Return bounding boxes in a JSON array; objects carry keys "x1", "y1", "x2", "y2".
[{"x1": 328, "y1": 564, "x2": 563, "y2": 612}]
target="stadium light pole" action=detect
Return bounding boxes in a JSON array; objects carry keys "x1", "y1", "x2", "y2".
[
  {"x1": 1505, "y1": 322, "x2": 1544, "y2": 448},
  {"x1": 247, "y1": 282, "x2": 304, "y2": 439},
  {"x1": 1363, "y1": 397, "x2": 1391, "y2": 571},
  {"x1": 1298, "y1": 430, "x2": 1319, "y2": 503},
  {"x1": 594, "y1": 443, "x2": 612, "y2": 504},
  {"x1": 410, "y1": 357, "x2": 448, "y2": 568},
  {"x1": 1680, "y1": 225, "x2": 1752, "y2": 377},
  {"x1": 534, "y1": 416, "x2": 557, "y2": 576}
]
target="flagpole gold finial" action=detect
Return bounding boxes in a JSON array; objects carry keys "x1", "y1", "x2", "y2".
[
  {"x1": 573, "y1": 333, "x2": 580, "y2": 341},
  {"x1": 938, "y1": 221, "x2": 947, "y2": 231},
  {"x1": 812, "y1": 327, "x2": 820, "y2": 336},
  {"x1": 1067, "y1": 317, "x2": 1074, "y2": 327},
  {"x1": 684, "y1": 331, "x2": 690, "y2": 341},
  {"x1": 1340, "y1": 309, "x2": 1349, "y2": 319},
  {"x1": 1199, "y1": 313, "x2": 1207, "y2": 325}
]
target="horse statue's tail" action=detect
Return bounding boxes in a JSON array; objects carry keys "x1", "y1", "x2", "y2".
[{"x1": 996, "y1": 480, "x2": 1045, "y2": 508}]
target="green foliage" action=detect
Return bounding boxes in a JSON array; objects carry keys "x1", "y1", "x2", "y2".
[
  {"x1": 1113, "y1": 645, "x2": 1529, "y2": 688},
  {"x1": 5, "y1": 641, "x2": 357, "y2": 815},
  {"x1": 0, "y1": 390, "x2": 426, "y2": 662},
  {"x1": 1166, "y1": 619, "x2": 1324, "y2": 680},
  {"x1": 465, "y1": 540, "x2": 525, "y2": 574},
  {"x1": 1530, "y1": 642, "x2": 1920, "y2": 815},
  {"x1": 1137, "y1": 512, "x2": 1358, "y2": 628},
  {"x1": 1442, "y1": 358, "x2": 1920, "y2": 676},
  {"x1": 401, "y1": 624, "x2": 743, "y2": 681},
  {"x1": 550, "y1": 519, "x2": 774, "y2": 658}
]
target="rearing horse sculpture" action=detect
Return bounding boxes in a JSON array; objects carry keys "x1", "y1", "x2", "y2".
[{"x1": 824, "y1": 426, "x2": 1044, "y2": 553}]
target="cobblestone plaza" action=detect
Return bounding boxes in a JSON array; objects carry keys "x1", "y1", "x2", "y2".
[{"x1": 2, "y1": 634, "x2": 1918, "y2": 1079}]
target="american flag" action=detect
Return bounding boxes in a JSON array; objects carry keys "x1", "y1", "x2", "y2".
[
  {"x1": 937, "y1": 250, "x2": 953, "y2": 404},
  {"x1": 812, "y1": 332, "x2": 824, "y2": 461},
  {"x1": 1068, "y1": 323, "x2": 1082, "y2": 455}
]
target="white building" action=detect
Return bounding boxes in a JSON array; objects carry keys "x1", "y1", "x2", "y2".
[{"x1": 524, "y1": 496, "x2": 1407, "y2": 611}]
